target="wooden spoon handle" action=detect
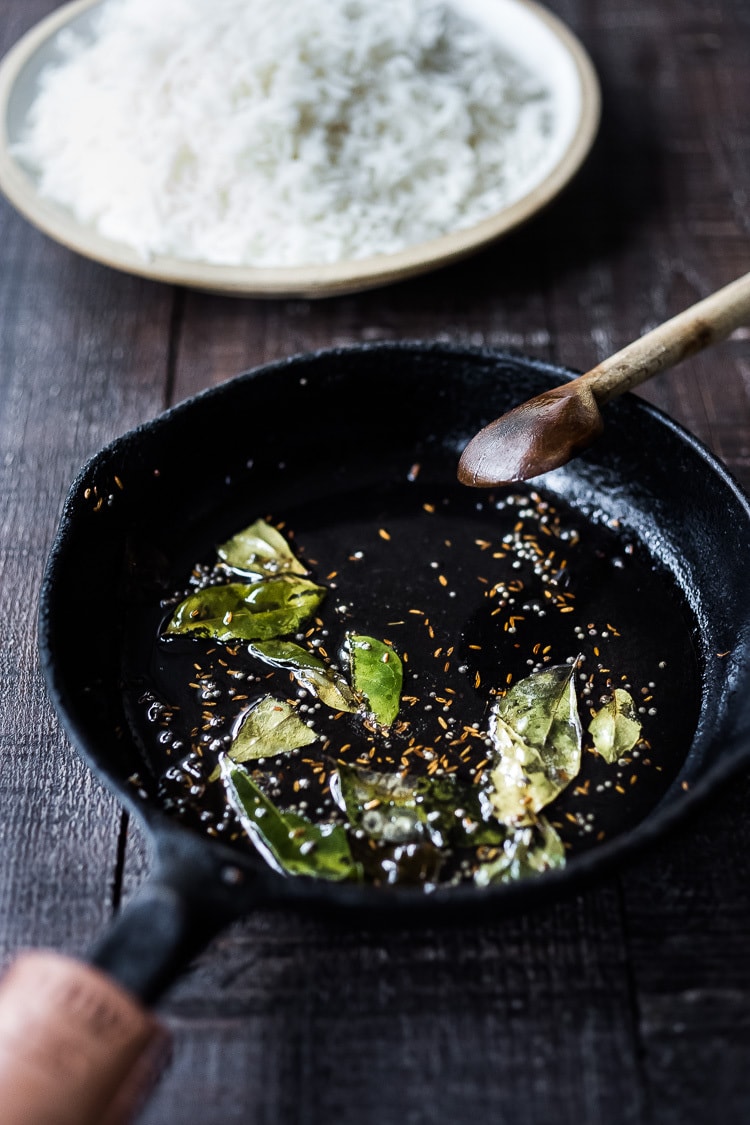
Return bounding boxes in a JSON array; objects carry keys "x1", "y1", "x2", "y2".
[
  {"x1": 0, "y1": 950, "x2": 170, "y2": 1124},
  {"x1": 580, "y1": 271, "x2": 750, "y2": 404}
]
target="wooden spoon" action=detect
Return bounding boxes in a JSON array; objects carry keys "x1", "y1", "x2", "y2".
[{"x1": 457, "y1": 271, "x2": 750, "y2": 487}]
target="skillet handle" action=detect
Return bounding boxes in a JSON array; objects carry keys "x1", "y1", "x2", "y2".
[
  {"x1": 0, "y1": 856, "x2": 240, "y2": 1123},
  {"x1": 0, "y1": 949, "x2": 170, "y2": 1124},
  {"x1": 86, "y1": 865, "x2": 237, "y2": 1005}
]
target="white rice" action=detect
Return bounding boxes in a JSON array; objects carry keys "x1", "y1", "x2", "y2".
[{"x1": 14, "y1": 0, "x2": 555, "y2": 267}]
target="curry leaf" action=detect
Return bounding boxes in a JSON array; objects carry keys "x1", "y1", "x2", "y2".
[
  {"x1": 346, "y1": 634, "x2": 402, "y2": 726},
  {"x1": 588, "y1": 688, "x2": 642, "y2": 763},
  {"x1": 250, "y1": 639, "x2": 358, "y2": 712},
  {"x1": 485, "y1": 720, "x2": 561, "y2": 821},
  {"x1": 412, "y1": 773, "x2": 508, "y2": 847},
  {"x1": 333, "y1": 762, "x2": 426, "y2": 845},
  {"x1": 332, "y1": 763, "x2": 507, "y2": 848},
  {"x1": 221, "y1": 760, "x2": 361, "y2": 882},
  {"x1": 217, "y1": 518, "x2": 308, "y2": 577},
  {"x1": 487, "y1": 663, "x2": 582, "y2": 821},
  {"x1": 165, "y1": 576, "x2": 326, "y2": 642},
  {"x1": 208, "y1": 695, "x2": 317, "y2": 781},
  {"x1": 494, "y1": 662, "x2": 582, "y2": 776},
  {"x1": 473, "y1": 815, "x2": 566, "y2": 886}
]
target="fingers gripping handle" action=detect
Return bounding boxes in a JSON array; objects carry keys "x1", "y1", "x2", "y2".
[{"x1": 0, "y1": 950, "x2": 170, "y2": 1125}]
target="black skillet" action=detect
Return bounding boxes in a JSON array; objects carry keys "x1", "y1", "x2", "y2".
[{"x1": 9, "y1": 341, "x2": 750, "y2": 1119}]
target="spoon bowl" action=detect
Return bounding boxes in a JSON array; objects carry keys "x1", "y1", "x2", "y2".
[
  {"x1": 457, "y1": 380, "x2": 603, "y2": 485},
  {"x1": 458, "y1": 271, "x2": 750, "y2": 487}
]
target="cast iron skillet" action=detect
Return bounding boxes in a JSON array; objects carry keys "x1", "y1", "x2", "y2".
[{"x1": 37, "y1": 340, "x2": 750, "y2": 1005}]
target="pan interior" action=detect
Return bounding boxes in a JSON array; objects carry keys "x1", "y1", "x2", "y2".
[
  {"x1": 121, "y1": 476, "x2": 699, "y2": 873},
  {"x1": 40, "y1": 343, "x2": 750, "y2": 903}
]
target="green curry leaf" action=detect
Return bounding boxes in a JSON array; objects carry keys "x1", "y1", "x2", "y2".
[
  {"x1": 250, "y1": 639, "x2": 358, "y2": 712},
  {"x1": 487, "y1": 663, "x2": 582, "y2": 821},
  {"x1": 412, "y1": 773, "x2": 508, "y2": 848},
  {"x1": 165, "y1": 576, "x2": 326, "y2": 642},
  {"x1": 208, "y1": 695, "x2": 317, "y2": 781},
  {"x1": 333, "y1": 762, "x2": 507, "y2": 849},
  {"x1": 334, "y1": 762, "x2": 425, "y2": 845},
  {"x1": 222, "y1": 760, "x2": 361, "y2": 882},
  {"x1": 217, "y1": 518, "x2": 308, "y2": 578},
  {"x1": 473, "y1": 815, "x2": 566, "y2": 886},
  {"x1": 486, "y1": 719, "x2": 561, "y2": 822},
  {"x1": 346, "y1": 634, "x2": 402, "y2": 726},
  {"x1": 494, "y1": 662, "x2": 582, "y2": 774},
  {"x1": 588, "y1": 688, "x2": 642, "y2": 763}
]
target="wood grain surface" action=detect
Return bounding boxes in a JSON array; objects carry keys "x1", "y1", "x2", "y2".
[{"x1": 1, "y1": 1, "x2": 749, "y2": 1123}]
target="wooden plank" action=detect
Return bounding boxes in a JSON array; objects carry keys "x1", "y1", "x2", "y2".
[
  {"x1": 620, "y1": 775, "x2": 750, "y2": 1124},
  {"x1": 0, "y1": 163, "x2": 176, "y2": 970},
  {"x1": 121, "y1": 828, "x2": 646, "y2": 1125}
]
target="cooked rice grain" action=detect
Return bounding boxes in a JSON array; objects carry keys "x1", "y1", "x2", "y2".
[{"x1": 14, "y1": 0, "x2": 554, "y2": 266}]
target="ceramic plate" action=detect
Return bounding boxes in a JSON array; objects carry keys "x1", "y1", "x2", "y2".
[{"x1": 0, "y1": 0, "x2": 600, "y2": 298}]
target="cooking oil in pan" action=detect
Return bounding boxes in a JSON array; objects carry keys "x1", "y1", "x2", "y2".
[{"x1": 121, "y1": 480, "x2": 701, "y2": 890}]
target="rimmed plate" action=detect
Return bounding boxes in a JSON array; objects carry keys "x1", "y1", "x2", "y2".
[{"x1": 0, "y1": 0, "x2": 600, "y2": 298}]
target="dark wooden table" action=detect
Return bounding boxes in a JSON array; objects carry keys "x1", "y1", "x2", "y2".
[{"x1": 2, "y1": 0, "x2": 750, "y2": 1121}]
